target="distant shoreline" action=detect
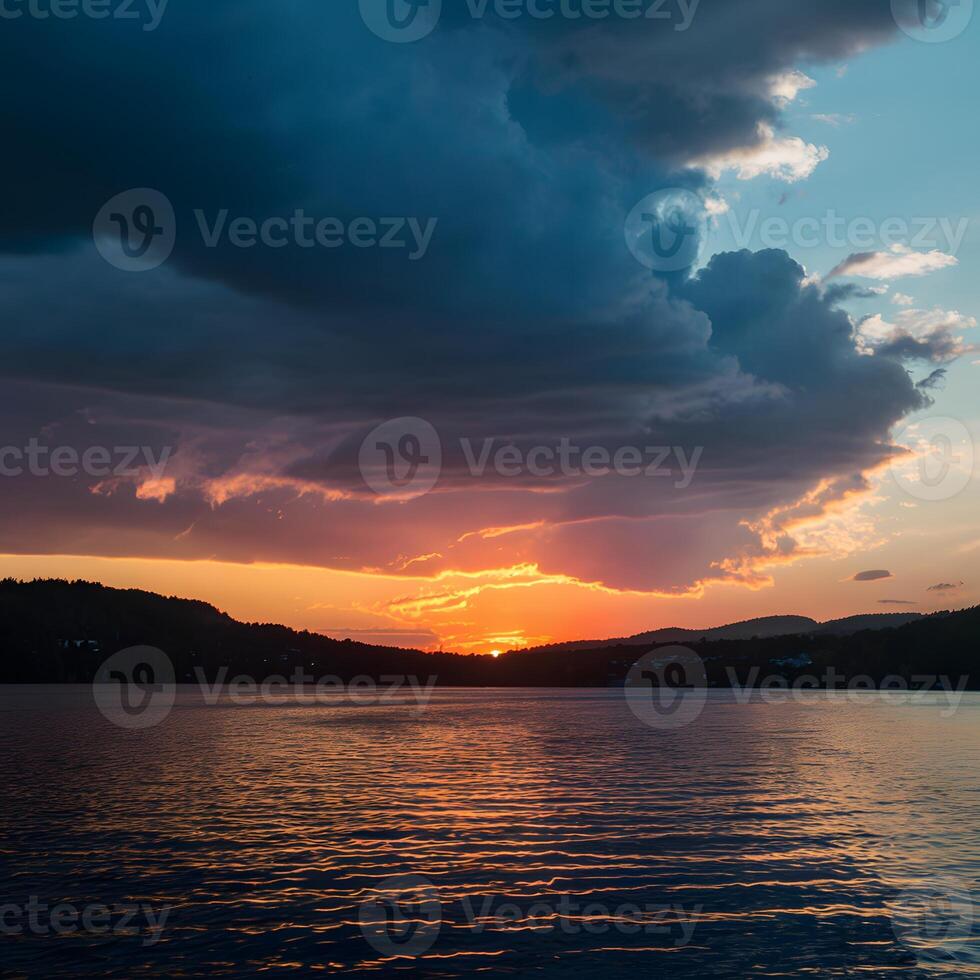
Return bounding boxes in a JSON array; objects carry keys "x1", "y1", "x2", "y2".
[{"x1": 1, "y1": 579, "x2": 976, "y2": 692}]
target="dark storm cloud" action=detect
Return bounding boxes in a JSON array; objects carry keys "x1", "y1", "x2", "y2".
[
  {"x1": 0, "y1": 250, "x2": 930, "y2": 591},
  {"x1": 0, "y1": 0, "x2": 935, "y2": 588},
  {"x1": 497, "y1": 0, "x2": 898, "y2": 160},
  {"x1": 0, "y1": 1, "x2": 671, "y2": 322},
  {"x1": 875, "y1": 333, "x2": 965, "y2": 364},
  {"x1": 851, "y1": 570, "x2": 893, "y2": 582},
  {"x1": 0, "y1": 0, "x2": 900, "y2": 314},
  {"x1": 917, "y1": 368, "x2": 947, "y2": 391}
]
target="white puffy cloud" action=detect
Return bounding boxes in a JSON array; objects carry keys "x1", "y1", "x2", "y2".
[
  {"x1": 769, "y1": 70, "x2": 817, "y2": 104},
  {"x1": 691, "y1": 124, "x2": 829, "y2": 183},
  {"x1": 828, "y1": 244, "x2": 958, "y2": 280},
  {"x1": 812, "y1": 113, "x2": 856, "y2": 127},
  {"x1": 857, "y1": 306, "x2": 976, "y2": 362}
]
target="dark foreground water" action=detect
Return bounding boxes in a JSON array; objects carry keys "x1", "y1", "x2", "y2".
[{"x1": 1, "y1": 688, "x2": 978, "y2": 978}]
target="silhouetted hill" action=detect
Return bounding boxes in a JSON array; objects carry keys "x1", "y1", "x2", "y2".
[
  {"x1": 634, "y1": 615, "x2": 818, "y2": 643},
  {"x1": 496, "y1": 607, "x2": 975, "y2": 688},
  {"x1": 521, "y1": 612, "x2": 922, "y2": 653},
  {"x1": 0, "y1": 579, "x2": 974, "y2": 688},
  {"x1": 813, "y1": 613, "x2": 923, "y2": 635},
  {"x1": 0, "y1": 578, "x2": 460, "y2": 683}
]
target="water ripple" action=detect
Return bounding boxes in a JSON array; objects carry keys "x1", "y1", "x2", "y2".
[{"x1": 0, "y1": 689, "x2": 977, "y2": 977}]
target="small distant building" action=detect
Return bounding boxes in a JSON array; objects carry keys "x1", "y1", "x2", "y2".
[{"x1": 59, "y1": 639, "x2": 100, "y2": 650}]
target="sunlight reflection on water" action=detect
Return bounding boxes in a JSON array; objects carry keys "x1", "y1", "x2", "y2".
[{"x1": 1, "y1": 688, "x2": 977, "y2": 977}]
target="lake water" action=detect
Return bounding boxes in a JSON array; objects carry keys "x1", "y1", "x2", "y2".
[{"x1": 1, "y1": 688, "x2": 978, "y2": 977}]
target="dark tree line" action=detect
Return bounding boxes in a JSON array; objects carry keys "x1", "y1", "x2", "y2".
[{"x1": 0, "y1": 578, "x2": 976, "y2": 688}]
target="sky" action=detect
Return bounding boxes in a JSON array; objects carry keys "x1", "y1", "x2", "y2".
[{"x1": 0, "y1": 0, "x2": 977, "y2": 652}]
